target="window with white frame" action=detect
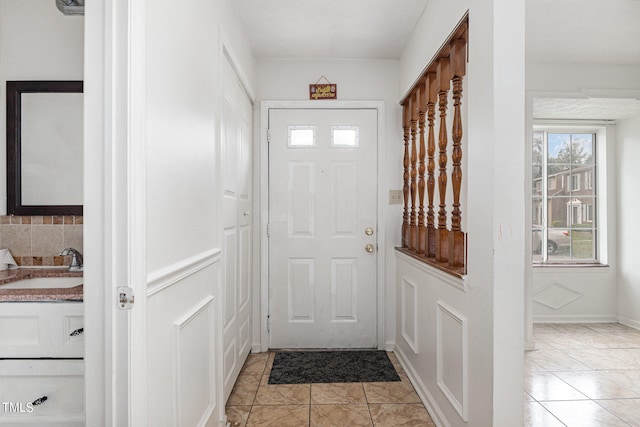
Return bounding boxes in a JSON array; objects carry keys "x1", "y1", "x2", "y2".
[{"x1": 532, "y1": 130, "x2": 598, "y2": 263}]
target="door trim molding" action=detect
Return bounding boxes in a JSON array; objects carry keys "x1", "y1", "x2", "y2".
[{"x1": 257, "y1": 100, "x2": 386, "y2": 351}]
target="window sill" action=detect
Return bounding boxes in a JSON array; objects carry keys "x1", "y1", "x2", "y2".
[{"x1": 532, "y1": 262, "x2": 609, "y2": 269}]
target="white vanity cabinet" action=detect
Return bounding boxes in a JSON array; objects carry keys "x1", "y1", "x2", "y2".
[{"x1": 0, "y1": 302, "x2": 84, "y2": 426}]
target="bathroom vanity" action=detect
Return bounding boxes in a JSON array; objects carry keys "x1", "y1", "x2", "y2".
[{"x1": 0, "y1": 269, "x2": 84, "y2": 426}]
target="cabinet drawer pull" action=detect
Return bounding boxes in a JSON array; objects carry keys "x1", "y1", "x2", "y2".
[
  {"x1": 70, "y1": 328, "x2": 84, "y2": 337},
  {"x1": 32, "y1": 396, "x2": 48, "y2": 406}
]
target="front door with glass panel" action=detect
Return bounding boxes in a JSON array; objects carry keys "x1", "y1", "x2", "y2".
[{"x1": 268, "y1": 108, "x2": 378, "y2": 349}]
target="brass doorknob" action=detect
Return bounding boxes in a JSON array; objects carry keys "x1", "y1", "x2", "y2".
[
  {"x1": 365, "y1": 227, "x2": 374, "y2": 236},
  {"x1": 365, "y1": 244, "x2": 375, "y2": 253}
]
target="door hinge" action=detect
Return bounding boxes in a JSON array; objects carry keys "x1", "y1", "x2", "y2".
[
  {"x1": 267, "y1": 129, "x2": 271, "y2": 143},
  {"x1": 117, "y1": 286, "x2": 135, "y2": 310},
  {"x1": 267, "y1": 315, "x2": 271, "y2": 332},
  {"x1": 267, "y1": 223, "x2": 271, "y2": 237}
]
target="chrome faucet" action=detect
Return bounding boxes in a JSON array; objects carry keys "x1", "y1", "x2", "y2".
[{"x1": 59, "y1": 248, "x2": 83, "y2": 272}]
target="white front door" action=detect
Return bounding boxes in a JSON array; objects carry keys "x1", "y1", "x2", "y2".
[{"x1": 268, "y1": 108, "x2": 378, "y2": 349}]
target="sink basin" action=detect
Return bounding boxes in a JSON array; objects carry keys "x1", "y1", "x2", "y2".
[{"x1": 0, "y1": 277, "x2": 83, "y2": 289}]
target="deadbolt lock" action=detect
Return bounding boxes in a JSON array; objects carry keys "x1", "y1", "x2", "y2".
[
  {"x1": 365, "y1": 227, "x2": 374, "y2": 236},
  {"x1": 365, "y1": 244, "x2": 375, "y2": 253}
]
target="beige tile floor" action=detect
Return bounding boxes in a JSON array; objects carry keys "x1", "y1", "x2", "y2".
[
  {"x1": 225, "y1": 351, "x2": 435, "y2": 426},
  {"x1": 526, "y1": 323, "x2": 640, "y2": 427}
]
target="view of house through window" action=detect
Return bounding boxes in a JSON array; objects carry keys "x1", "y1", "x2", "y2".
[{"x1": 532, "y1": 130, "x2": 598, "y2": 263}]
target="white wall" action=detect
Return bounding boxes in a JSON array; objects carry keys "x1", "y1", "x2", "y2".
[
  {"x1": 616, "y1": 114, "x2": 640, "y2": 329},
  {"x1": 0, "y1": 0, "x2": 84, "y2": 214},
  {"x1": 253, "y1": 59, "x2": 402, "y2": 349},
  {"x1": 395, "y1": 0, "x2": 526, "y2": 426},
  {"x1": 140, "y1": 0, "x2": 255, "y2": 424}
]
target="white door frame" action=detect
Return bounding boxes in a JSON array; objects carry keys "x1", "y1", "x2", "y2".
[{"x1": 258, "y1": 100, "x2": 386, "y2": 352}]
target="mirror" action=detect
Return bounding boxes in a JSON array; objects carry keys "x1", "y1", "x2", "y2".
[{"x1": 6, "y1": 80, "x2": 83, "y2": 215}]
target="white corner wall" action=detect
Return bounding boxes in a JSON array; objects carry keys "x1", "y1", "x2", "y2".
[
  {"x1": 395, "y1": 0, "x2": 526, "y2": 426},
  {"x1": 0, "y1": 0, "x2": 84, "y2": 214},
  {"x1": 616, "y1": 114, "x2": 640, "y2": 329},
  {"x1": 252, "y1": 59, "x2": 401, "y2": 350},
  {"x1": 526, "y1": 62, "x2": 640, "y2": 323},
  {"x1": 138, "y1": 0, "x2": 255, "y2": 425}
]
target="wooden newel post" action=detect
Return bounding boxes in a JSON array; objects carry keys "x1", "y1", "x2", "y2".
[
  {"x1": 417, "y1": 80, "x2": 427, "y2": 255},
  {"x1": 402, "y1": 101, "x2": 410, "y2": 248},
  {"x1": 409, "y1": 92, "x2": 418, "y2": 251},
  {"x1": 435, "y1": 57, "x2": 450, "y2": 263},
  {"x1": 449, "y1": 38, "x2": 466, "y2": 268},
  {"x1": 426, "y1": 72, "x2": 437, "y2": 258}
]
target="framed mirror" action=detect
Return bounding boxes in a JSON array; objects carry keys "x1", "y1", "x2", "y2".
[{"x1": 6, "y1": 80, "x2": 83, "y2": 216}]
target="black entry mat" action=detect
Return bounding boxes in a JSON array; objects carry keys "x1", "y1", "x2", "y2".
[{"x1": 268, "y1": 350, "x2": 401, "y2": 384}]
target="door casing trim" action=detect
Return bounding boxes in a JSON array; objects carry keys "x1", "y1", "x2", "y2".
[{"x1": 257, "y1": 100, "x2": 386, "y2": 351}]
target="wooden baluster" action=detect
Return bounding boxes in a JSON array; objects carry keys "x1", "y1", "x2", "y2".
[
  {"x1": 435, "y1": 57, "x2": 450, "y2": 263},
  {"x1": 402, "y1": 101, "x2": 410, "y2": 248},
  {"x1": 409, "y1": 92, "x2": 418, "y2": 251},
  {"x1": 449, "y1": 39, "x2": 466, "y2": 268},
  {"x1": 426, "y1": 72, "x2": 437, "y2": 258},
  {"x1": 417, "y1": 80, "x2": 427, "y2": 255}
]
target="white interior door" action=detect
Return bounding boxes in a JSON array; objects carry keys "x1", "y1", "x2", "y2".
[
  {"x1": 221, "y1": 55, "x2": 253, "y2": 401},
  {"x1": 268, "y1": 108, "x2": 378, "y2": 349}
]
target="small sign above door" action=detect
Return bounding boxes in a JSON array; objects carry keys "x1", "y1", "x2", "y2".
[{"x1": 309, "y1": 76, "x2": 337, "y2": 100}]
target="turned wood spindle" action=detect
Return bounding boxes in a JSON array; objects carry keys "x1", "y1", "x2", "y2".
[
  {"x1": 449, "y1": 38, "x2": 466, "y2": 268},
  {"x1": 409, "y1": 92, "x2": 418, "y2": 251},
  {"x1": 435, "y1": 57, "x2": 450, "y2": 263},
  {"x1": 402, "y1": 101, "x2": 410, "y2": 248},
  {"x1": 426, "y1": 72, "x2": 437, "y2": 258},
  {"x1": 417, "y1": 80, "x2": 427, "y2": 255}
]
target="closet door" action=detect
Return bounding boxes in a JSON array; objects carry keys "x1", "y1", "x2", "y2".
[{"x1": 221, "y1": 54, "x2": 253, "y2": 401}]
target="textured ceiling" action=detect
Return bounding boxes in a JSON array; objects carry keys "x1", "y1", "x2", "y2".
[
  {"x1": 533, "y1": 97, "x2": 640, "y2": 120},
  {"x1": 234, "y1": 0, "x2": 640, "y2": 120},
  {"x1": 526, "y1": 0, "x2": 640, "y2": 66},
  {"x1": 233, "y1": 0, "x2": 429, "y2": 59}
]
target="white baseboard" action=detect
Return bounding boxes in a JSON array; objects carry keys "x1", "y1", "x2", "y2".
[
  {"x1": 533, "y1": 314, "x2": 618, "y2": 323},
  {"x1": 251, "y1": 343, "x2": 263, "y2": 353},
  {"x1": 393, "y1": 345, "x2": 450, "y2": 427},
  {"x1": 618, "y1": 316, "x2": 640, "y2": 331},
  {"x1": 384, "y1": 341, "x2": 395, "y2": 352}
]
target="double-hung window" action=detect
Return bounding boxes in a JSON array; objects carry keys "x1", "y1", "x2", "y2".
[{"x1": 532, "y1": 130, "x2": 598, "y2": 263}]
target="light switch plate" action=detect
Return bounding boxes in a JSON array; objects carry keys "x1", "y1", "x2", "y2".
[{"x1": 389, "y1": 190, "x2": 403, "y2": 205}]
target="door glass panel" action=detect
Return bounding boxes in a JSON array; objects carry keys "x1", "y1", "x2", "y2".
[
  {"x1": 331, "y1": 126, "x2": 359, "y2": 147},
  {"x1": 289, "y1": 126, "x2": 316, "y2": 147}
]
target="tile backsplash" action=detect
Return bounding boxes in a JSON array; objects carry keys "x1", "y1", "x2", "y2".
[{"x1": 0, "y1": 216, "x2": 83, "y2": 266}]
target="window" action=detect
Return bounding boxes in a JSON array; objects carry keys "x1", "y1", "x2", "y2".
[
  {"x1": 288, "y1": 126, "x2": 316, "y2": 147},
  {"x1": 532, "y1": 130, "x2": 598, "y2": 263},
  {"x1": 570, "y1": 174, "x2": 580, "y2": 191},
  {"x1": 585, "y1": 171, "x2": 593, "y2": 190},
  {"x1": 331, "y1": 126, "x2": 359, "y2": 147}
]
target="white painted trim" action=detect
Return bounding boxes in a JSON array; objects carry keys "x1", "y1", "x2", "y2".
[
  {"x1": 400, "y1": 277, "x2": 418, "y2": 354},
  {"x1": 394, "y1": 345, "x2": 451, "y2": 427},
  {"x1": 221, "y1": 40, "x2": 255, "y2": 105},
  {"x1": 435, "y1": 301, "x2": 468, "y2": 422},
  {"x1": 533, "y1": 315, "x2": 619, "y2": 323},
  {"x1": 618, "y1": 317, "x2": 640, "y2": 331},
  {"x1": 259, "y1": 100, "x2": 386, "y2": 351},
  {"x1": 395, "y1": 250, "x2": 467, "y2": 291},
  {"x1": 173, "y1": 296, "x2": 216, "y2": 427},
  {"x1": 128, "y1": 0, "x2": 149, "y2": 425},
  {"x1": 147, "y1": 249, "x2": 222, "y2": 296}
]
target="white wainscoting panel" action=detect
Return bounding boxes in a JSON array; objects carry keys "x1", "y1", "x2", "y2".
[
  {"x1": 173, "y1": 296, "x2": 216, "y2": 427},
  {"x1": 401, "y1": 277, "x2": 418, "y2": 354},
  {"x1": 436, "y1": 301, "x2": 468, "y2": 421}
]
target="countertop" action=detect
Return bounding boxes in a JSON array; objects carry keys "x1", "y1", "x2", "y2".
[{"x1": 0, "y1": 268, "x2": 83, "y2": 302}]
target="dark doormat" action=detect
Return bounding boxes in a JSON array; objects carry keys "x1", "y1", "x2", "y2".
[{"x1": 268, "y1": 350, "x2": 401, "y2": 384}]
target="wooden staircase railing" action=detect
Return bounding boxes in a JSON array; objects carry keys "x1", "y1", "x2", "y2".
[{"x1": 398, "y1": 16, "x2": 468, "y2": 277}]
